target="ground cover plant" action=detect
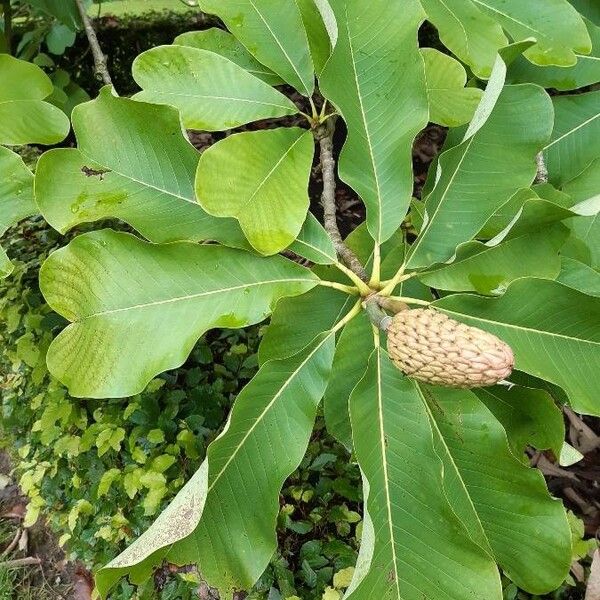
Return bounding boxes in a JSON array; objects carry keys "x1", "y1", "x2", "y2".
[{"x1": 1, "y1": 0, "x2": 600, "y2": 598}]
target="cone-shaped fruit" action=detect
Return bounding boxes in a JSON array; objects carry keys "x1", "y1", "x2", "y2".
[{"x1": 387, "y1": 308, "x2": 514, "y2": 388}]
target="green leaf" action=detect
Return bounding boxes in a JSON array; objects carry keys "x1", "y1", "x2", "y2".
[
  {"x1": 423, "y1": 385, "x2": 571, "y2": 593},
  {"x1": 421, "y1": 48, "x2": 483, "y2": 127},
  {"x1": 407, "y1": 81, "x2": 553, "y2": 269},
  {"x1": 0, "y1": 55, "x2": 70, "y2": 145},
  {"x1": 0, "y1": 147, "x2": 36, "y2": 278},
  {"x1": 473, "y1": 0, "x2": 591, "y2": 66},
  {"x1": 174, "y1": 28, "x2": 283, "y2": 85},
  {"x1": 319, "y1": 0, "x2": 429, "y2": 244},
  {"x1": 417, "y1": 224, "x2": 568, "y2": 295},
  {"x1": 97, "y1": 331, "x2": 337, "y2": 597},
  {"x1": 98, "y1": 468, "x2": 121, "y2": 498},
  {"x1": 544, "y1": 91, "x2": 600, "y2": 187},
  {"x1": 196, "y1": 128, "x2": 314, "y2": 254},
  {"x1": 434, "y1": 278, "x2": 600, "y2": 416},
  {"x1": 259, "y1": 286, "x2": 352, "y2": 364},
  {"x1": 557, "y1": 256, "x2": 600, "y2": 296},
  {"x1": 288, "y1": 213, "x2": 337, "y2": 265},
  {"x1": 508, "y1": 18, "x2": 600, "y2": 91},
  {"x1": 323, "y1": 312, "x2": 372, "y2": 449},
  {"x1": 132, "y1": 45, "x2": 298, "y2": 131},
  {"x1": 419, "y1": 0, "x2": 507, "y2": 78},
  {"x1": 346, "y1": 348, "x2": 501, "y2": 599},
  {"x1": 35, "y1": 88, "x2": 248, "y2": 247},
  {"x1": 40, "y1": 229, "x2": 319, "y2": 398},
  {"x1": 198, "y1": 0, "x2": 314, "y2": 95},
  {"x1": 27, "y1": 0, "x2": 84, "y2": 29},
  {"x1": 475, "y1": 386, "x2": 565, "y2": 459},
  {"x1": 570, "y1": 0, "x2": 600, "y2": 24},
  {"x1": 297, "y1": 0, "x2": 336, "y2": 74}
]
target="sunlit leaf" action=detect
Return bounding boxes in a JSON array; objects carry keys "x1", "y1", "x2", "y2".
[
  {"x1": 132, "y1": 45, "x2": 298, "y2": 131},
  {"x1": 419, "y1": 0, "x2": 507, "y2": 78},
  {"x1": 196, "y1": 128, "x2": 314, "y2": 254},
  {"x1": 0, "y1": 54, "x2": 69, "y2": 145},
  {"x1": 422, "y1": 48, "x2": 483, "y2": 127},
  {"x1": 288, "y1": 213, "x2": 337, "y2": 265},
  {"x1": 198, "y1": 0, "x2": 315, "y2": 95},
  {"x1": 174, "y1": 28, "x2": 283, "y2": 85},
  {"x1": 35, "y1": 88, "x2": 248, "y2": 247},
  {"x1": 41, "y1": 229, "x2": 319, "y2": 398},
  {"x1": 319, "y1": 0, "x2": 429, "y2": 244}
]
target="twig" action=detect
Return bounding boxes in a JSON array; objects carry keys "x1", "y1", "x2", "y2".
[
  {"x1": 1, "y1": 528, "x2": 21, "y2": 557},
  {"x1": 74, "y1": 0, "x2": 112, "y2": 86},
  {"x1": 535, "y1": 152, "x2": 548, "y2": 184},
  {"x1": 0, "y1": 556, "x2": 41, "y2": 568},
  {"x1": 314, "y1": 119, "x2": 369, "y2": 283}
]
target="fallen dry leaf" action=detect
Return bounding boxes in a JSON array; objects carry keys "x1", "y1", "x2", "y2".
[{"x1": 586, "y1": 549, "x2": 600, "y2": 600}]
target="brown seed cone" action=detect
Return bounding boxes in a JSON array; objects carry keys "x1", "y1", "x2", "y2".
[{"x1": 386, "y1": 308, "x2": 514, "y2": 388}]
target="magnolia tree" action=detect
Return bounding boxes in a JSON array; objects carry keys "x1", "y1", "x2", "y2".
[{"x1": 1, "y1": 0, "x2": 600, "y2": 598}]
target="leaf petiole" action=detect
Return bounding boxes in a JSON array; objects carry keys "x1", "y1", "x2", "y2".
[
  {"x1": 334, "y1": 261, "x2": 372, "y2": 296},
  {"x1": 332, "y1": 300, "x2": 363, "y2": 333},
  {"x1": 317, "y1": 279, "x2": 360, "y2": 296},
  {"x1": 379, "y1": 266, "x2": 416, "y2": 296}
]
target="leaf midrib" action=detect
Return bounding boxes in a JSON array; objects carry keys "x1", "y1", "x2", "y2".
[
  {"x1": 437, "y1": 305, "x2": 600, "y2": 345},
  {"x1": 79, "y1": 277, "x2": 316, "y2": 320}
]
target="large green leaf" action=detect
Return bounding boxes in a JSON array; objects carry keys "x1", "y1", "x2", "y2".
[
  {"x1": 197, "y1": 0, "x2": 315, "y2": 95},
  {"x1": 298, "y1": 0, "x2": 337, "y2": 74},
  {"x1": 40, "y1": 229, "x2": 319, "y2": 398},
  {"x1": 557, "y1": 256, "x2": 600, "y2": 296},
  {"x1": 421, "y1": 48, "x2": 483, "y2": 127},
  {"x1": 570, "y1": 0, "x2": 600, "y2": 25},
  {"x1": 27, "y1": 0, "x2": 85, "y2": 29},
  {"x1": 508, "y1": 18, "x2": 600, "y2": 91},
  {"x1": 475, "y1": 386, "x2": 565, "y2": 459},
  {"x1": 418, "y1": 224, "x2": 568, "y2": 295},
  {"x1": 288, "y1": 213, "x2": 337, "y2": 265},
  {"x1": 97, "y1": 331, "x2": 336, "y2": 598},
  {"x1": 419, "y1": 0, "x2": 508, "y2": 78},
  {"x1": 347, "y1": 347, "x2": 502, "y2": 600},
  {"x1": 0, "y1": 55, "x2": 69, "y2": 145},
  {"x1": 434, "y1": 278, "x2": 600, "y2": 415},
  {"x1": 195, "y1": 128, "x2": 314, "y2": 254},
  {"x1": 544, "y1": 91, "x2": 600, "y2": 187},
  {"x1": 407, "y1": 82, "x2": 553, "y2": 269},
  {"x1": 0, "y1": 147, "x2": 36, "y2": 278},
  {"x1": 319, "y1": 0, "x2": 429, "y2": 244},
  {"x1": 174, "y1": 28, "x2": 283, "y2": 85},
  {"x1": 132, "y1": 45, "x2": 298, "y2": 131},
  {"x1": 35, "y1": 88, "x2": 247, "y2": 247},
  {"x1": 323, "y1": 312, "x2": 371, "y2": 449},
  {"x1": 472, "y1": 0, "x2": 591, "y2": 66},
  {"x1": 423, "y1": 385, "x2": 571, "y2": 593},
  {"x1": 259, "y1": 285, "x2": 352, "y2": 363}
]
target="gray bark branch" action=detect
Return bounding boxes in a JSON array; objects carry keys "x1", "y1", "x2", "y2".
[
  {"x1": 74, "y1": 0, "x2": 112, "y2": 87},
  {"x1": 315, "y1": 119, "x2": 368, "y2": 282}
]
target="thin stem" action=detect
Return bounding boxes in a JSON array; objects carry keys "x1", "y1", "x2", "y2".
[
  {"x1": 334, "y1": 261, "x2": 372, "y2": 296},
  {"x1": 370, "y1": 244, "x2": 381, "y2": 287},
  {"x1": 314, "y1": 118, "x2": 369, "y2": 282},
  {"x1": 318, "y1": 279, "x2": 360, "y2": 296},
  {"x1": 2, "y1": 0, "x2": 12, "y2": 54},
  {"x1": 332, "y1": 300, "x2": 363, "y2": 333},
  {"x1": 309, "y1": 97, "x2": 319, "y2": 120},
  {"x1": 379, "y1": 265, "x2": 414, "y2": 296},
  {"x1": 75, "y1": 0, "x2": 112, "y2": 86}
]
